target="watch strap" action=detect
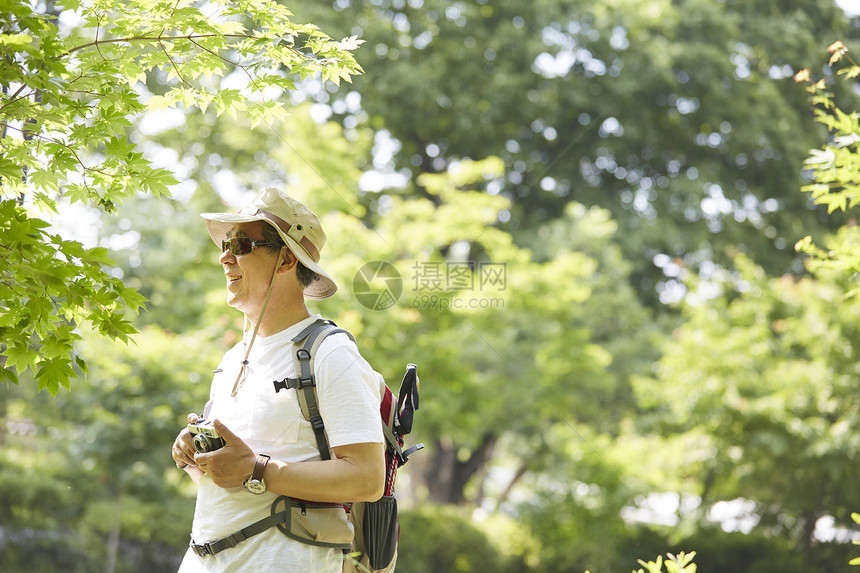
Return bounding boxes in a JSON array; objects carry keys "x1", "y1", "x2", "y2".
[{"x1": 251, "y1": 454, "x2": 270, "y2": 482}]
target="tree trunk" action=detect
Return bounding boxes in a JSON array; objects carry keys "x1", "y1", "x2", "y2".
[
  {"x1": 104, "y1": 517, "x2": 120, "y2": 573},
  {"x1": 104, "y1": 489, "x2": 122, "y2": 573},
  {"x1": 800, "y1": 474, "x2": 829, "y2": 558},
  {"x1": 423, "y1": 432, "x2": 498, "y2": 505}
]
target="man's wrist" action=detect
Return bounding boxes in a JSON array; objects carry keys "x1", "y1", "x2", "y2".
[{"x1": 244, "y1": 454, "x2": 270, "y2": 494}]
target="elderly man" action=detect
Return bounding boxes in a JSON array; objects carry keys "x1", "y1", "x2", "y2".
[{"x1": 172, "y1": 188, "x2": 385, "y2": 572}]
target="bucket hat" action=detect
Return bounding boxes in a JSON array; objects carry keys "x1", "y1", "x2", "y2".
[{"x1": 201, "y1": 188, "x2": 337, "y2": 299}]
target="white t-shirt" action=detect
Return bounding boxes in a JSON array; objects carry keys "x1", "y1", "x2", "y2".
[{"x1": 178, "y1": 315, "x2": 384, "y2": 573}]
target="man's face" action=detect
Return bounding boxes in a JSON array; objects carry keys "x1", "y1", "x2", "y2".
[{"x1": 219, "y1": 221, "x2": 279, "y2": 315}]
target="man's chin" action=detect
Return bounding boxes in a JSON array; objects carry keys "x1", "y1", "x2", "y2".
[
  {"x1": 225, "y1": 293, "x2": 242, "y2": 310},
  {"x1": 226, "y1": 296, "x2": 260, "y2": 319}
]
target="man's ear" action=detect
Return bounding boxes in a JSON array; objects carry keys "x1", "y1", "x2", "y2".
[{"x1": 278, "y1": 247, "x2": 298, "y2": 274}]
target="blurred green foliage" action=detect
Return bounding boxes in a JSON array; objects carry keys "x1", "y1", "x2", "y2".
[
  {"x1": 3, "y1": 1, "x2": 860, "y2": 572},
  {"x1": 0, "y1": 324, "x2": 214, "y2": 571},
  {"x1": 295, "y1": 0, "x2": 860, "y2": 306},
  {"x1": 396, "y1": 505, "x2": 517, "y2": 573}
]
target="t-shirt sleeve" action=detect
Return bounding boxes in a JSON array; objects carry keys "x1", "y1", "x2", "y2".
[{"x1": 314, "y1": 333, "x2": 384, "y2": 449}]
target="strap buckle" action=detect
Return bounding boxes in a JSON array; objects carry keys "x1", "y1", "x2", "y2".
[
  {"x1": 190, "y1": 540, "x2": 214, "y2": 557},
  {"x1": 310, "y1": 416, "x2": 325, "y2": 432},
  {"x1": 273, "y1": 376, "x2": 315, "y2": 393}
]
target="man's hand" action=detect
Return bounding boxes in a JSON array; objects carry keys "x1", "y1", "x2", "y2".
[
  {"x1": 172, "y1": 412, "x2": 200, "y2": 469},
  {"x1": 193, "y1": 419, "x2": 257, "y2": 489}
]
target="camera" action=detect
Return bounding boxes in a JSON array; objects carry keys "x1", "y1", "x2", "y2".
[{"x1": 188, "y1": 419, "x2": 225, "y2": 453}]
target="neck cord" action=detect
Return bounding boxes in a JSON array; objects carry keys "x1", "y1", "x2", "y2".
[{"x1": 230, "y1": 247, "x2": 286, "y2": 397}]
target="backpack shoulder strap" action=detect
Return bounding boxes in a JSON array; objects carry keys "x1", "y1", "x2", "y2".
[{"x1": 272, "y1": 318, "x2": 355, "y2": 461}]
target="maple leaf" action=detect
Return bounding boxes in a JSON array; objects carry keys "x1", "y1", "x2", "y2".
[
  {"x1": 827, "y1": 41, "x2": 846, "y2": 54},
  {"x1": 828, "y1": 41, "x2": 847, "y2": 65},
  {"x1": 338, "y1": 35, "x2": 365, "y2": 51}
]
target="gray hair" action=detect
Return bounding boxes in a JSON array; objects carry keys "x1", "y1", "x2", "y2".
[{"x1": 261, "y1": 223, "x2": 321, "y2": 289}]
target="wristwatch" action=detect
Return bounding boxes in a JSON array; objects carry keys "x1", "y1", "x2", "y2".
[{"x1": 244, "y1": 454, "x2": 270, "y2": 494}]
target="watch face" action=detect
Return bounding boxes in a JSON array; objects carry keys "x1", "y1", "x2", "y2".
[{"x1": 244, "y1": 480, "x2": 266, "y2": 494}]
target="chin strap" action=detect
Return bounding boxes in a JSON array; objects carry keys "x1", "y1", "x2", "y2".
[{"x1": 231, "y1": 247, "x2": 286, "y2": 397}]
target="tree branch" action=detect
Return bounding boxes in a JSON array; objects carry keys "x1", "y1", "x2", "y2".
[
  {"x1": 0, "y1": 123, "x2": 112, "y2": 186},
  {"x1": 64, "y1": 33, "x2": 251, "y2": 57},
  {"x1": 159, "y1": 40, "x2": 192, "y2": 87},
  {"x1": 0, "y1": 84, "x2": 34, "y2": 114},
  {"x1": 496, "y1": 461, "x2": 530, "y2": 507},
  {"x1": 186, "y1": 37, "x2": 262, "y2": 91}
]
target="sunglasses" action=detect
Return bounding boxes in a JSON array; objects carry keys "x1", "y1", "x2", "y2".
[{"x1": 221, "y1": 237, "x2": 273, "y2": 256}]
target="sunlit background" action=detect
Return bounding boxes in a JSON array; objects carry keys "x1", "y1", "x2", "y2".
[{"x1": 3, "y1": 0, "x2": 860, "y2": 572}]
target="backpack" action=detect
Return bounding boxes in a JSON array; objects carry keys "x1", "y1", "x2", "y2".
[{"x1": 279, "y1": 318, "x2": 423, "y2": 572}]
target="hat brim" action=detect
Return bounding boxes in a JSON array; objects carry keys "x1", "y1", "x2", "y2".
[{"x1": 201, "y1": 212, "x2": 338, "y2": 300}]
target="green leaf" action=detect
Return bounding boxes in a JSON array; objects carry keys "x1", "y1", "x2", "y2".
[
  {"x1": 337, "y1": 35, "x2": 365, "y2": 51},
  {"x1": 216, "y1": 19, "x2": 246, "y2": 35},
  {"x1": 83, "y1": 247, "x2": 116, "y2": 266},
  {"x1": 104, "y1": 136, "x2": 135, "y2": 158},
  {"x1": 0, "y1": 368, "x2": 19, "y2": 385},
  {"x1": 139, "y1": 167, "x2": 178, "y2": 198},
  {"x1": 74, "y1": 355, "x2": 88, "y2": 374},
  {"x1": 146, "y1": 94, "x2": 173, "y2": 111},
  {"x1": 29, "y1": 168, "x2": 61, "y2": 193},
  {"x1": 36, "y1": 357, "x2": 75, "y2": 396},
  {"x1": 0, "y1": 33, "x2": 33, "y2": 47},
  {"x1": 4, "y1": 342, "x2": 35, "y2": 375}
]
